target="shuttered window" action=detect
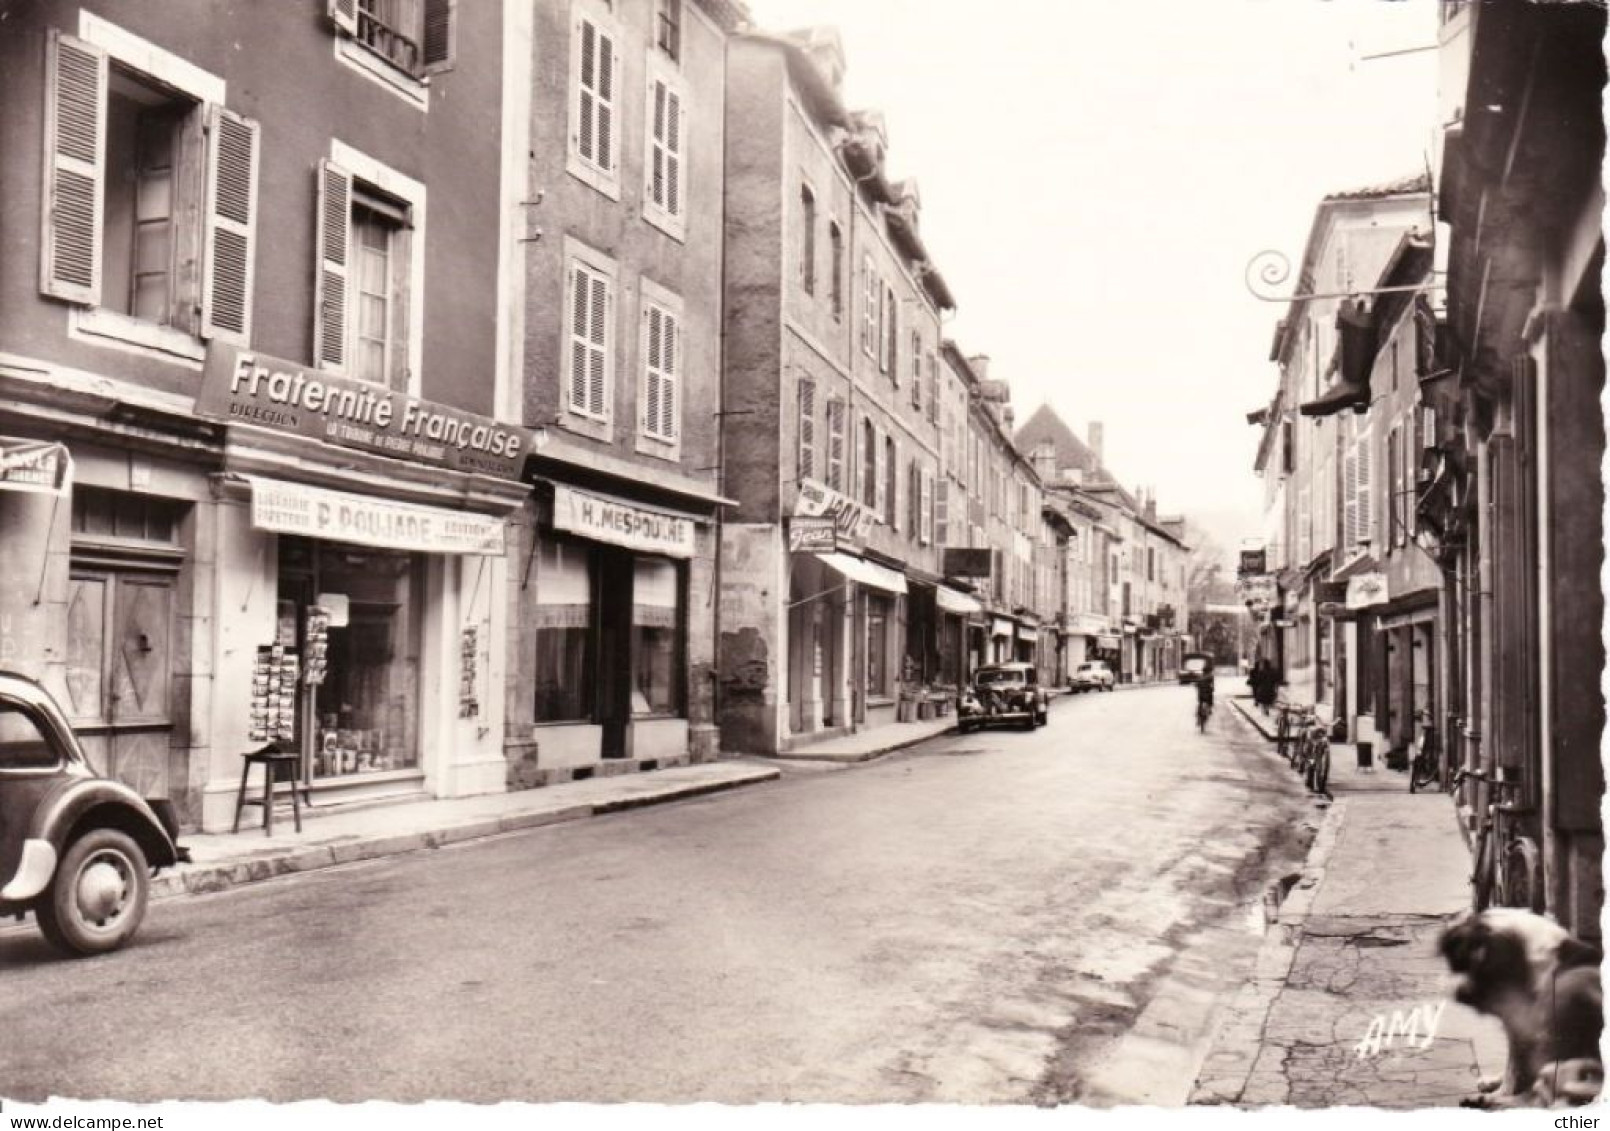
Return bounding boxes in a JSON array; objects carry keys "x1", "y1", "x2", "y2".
[
  {"x1": 883, "y1": 285, "x2": 897, "y2": 377},
  {"x1": 825, "y1": 399, "x2": 846, "y2": 493},
  {"x1": 644, "y1": 75, "x2": 685, "y2": 235},
  {"x1": 861, "y1": 258, "x2": 878, "y2": 358},
  {"x1": 883, "y1": 434, "x2": 897, "y2": 527},
  {"x1": 314, "y1": 161, "x2": 353, "y2": 370},
  {"x1": 573, "y1": 11, "x2": 620, "y2": 186},
  {"x1": 567, "y1": 258, "x2": 613, "y2": 420},
  {"x1": 799, "y1": 185, "x2": 816, "y2": 295},
  {"x1": 796, "y1": 378, "x2": 816, "y2": 482},
  {"x1": 641, "y1": 303, "x2": 679, "y2": 442},
  {"x1": 41, "y1": 33, "x2": 259, "y2": 345},
  {"x1": 314, "y1": 163, "x2": 413, "y2": 389},
  {"x1": 935, "y1": 477, "x2": 948, "y2": 546},
  {"x1": 829, "y1": 223, "x2": 844, "y2": 320},
  {"x1": 332, "y1": 0, "x2": 456, "y2": 78},
  {"x1": 862, "y1": 417, "x2": 877, "y2": 509},
  {"x1": 910, "y1": 333, "x2": 922, "y2": 407}
]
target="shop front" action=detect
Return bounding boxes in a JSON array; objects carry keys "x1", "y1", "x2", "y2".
[
  {"x1": 934, "y1": 583, "x2": 983, "y2": 688},
  {"x1": 194, "y1": 347, "x2": 529, "y2": 830},
  {"x1": 509, "y1": 478, "x2": 720, "y2": 781}
]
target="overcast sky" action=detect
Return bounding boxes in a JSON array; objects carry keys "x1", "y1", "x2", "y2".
[{"x1": 743, "y1": 0, "x2": 1441, "y2": 558}]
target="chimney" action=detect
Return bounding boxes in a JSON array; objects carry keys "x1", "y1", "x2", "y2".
[
  {"x1": 1088, "y1": 421, "x2": 1104, "y2": 464},
  {"x1": 1145, "y1": 493, "x2": 1158, "y2": 523},
  {"x1": 968, "y1": 354, "x2": 991, "y2": 382},
  {"x1": 1031, "y1": 442, "x2": 1057, "y2": 483}
]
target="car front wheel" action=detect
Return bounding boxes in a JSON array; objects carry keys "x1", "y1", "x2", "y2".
[{"x1": 36, "y1": 828, "x2": 150, "y2": 957}]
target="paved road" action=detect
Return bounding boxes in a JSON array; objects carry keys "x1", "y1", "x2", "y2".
[{"x1": 2, "y1": 680, "x2": 1316, "y2": 1104}]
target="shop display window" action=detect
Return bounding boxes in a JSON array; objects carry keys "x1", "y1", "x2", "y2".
[
  {"x1": 631, "y1": 556, "x2": 683, "y2": 716},
  {"x1": 534, "y1": 538, "x2": 596, "y2": 723},
  {"x1": 277, "y1": 539, "x2": 422, "y2": 779}
]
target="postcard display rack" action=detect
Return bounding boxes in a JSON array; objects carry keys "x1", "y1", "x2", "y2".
[{"x1": 248, "y1": 646, "x2": 300, "y2": 745}]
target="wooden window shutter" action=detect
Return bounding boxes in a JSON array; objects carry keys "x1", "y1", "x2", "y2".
[
  {"x1": 40, "y1": 31, "x2": 107, "y2": 305},
  {"x1": 642, "y1": 306, "x2": 662, "y2": 434},
  {"x1": 873, "y1": 425, "x2": 886, "y2": 516},
  {"x1": 911, "y1": 333, "x2": 922, "y2": 406},
  {"x1": 890, "y1": 437, "x2": 901, "y2": 531},
  {"x1": 797, "y1": 378, "x2": 816, "y2": 482},
  {"x1": 200, "y1": 106, "x2": 260, "y2": 344},
  {"x1": 659, "y1": 309, "x2": 678, "y2": 439},
  {"x1": 579, "y1": 268, "x2": 610, "y2": 417},
  {"x1": 935, "y1": 476, "x2": 948, "y2": 545},
  {"x1": 575, "y1": 18, "x2": 617, "y2": 172},
  {"x1": 328, "y1": 0, "x2": 358, "y2": 36},
  {"x1": 826, "y1": 399, "x2": 845, "y2": 492},
  {"x1": 569, "y1": 264, "x2": 590, "y2": 413},
  {"x1": 1342, "y1": 448, "x2": 1358, "y2": 550},
  {"x1": 664, "y1": 86, "x2": 682, "y2": 216},
  {"x1": 1356, "y1": 427, "x2": 1373, "y2": 547},
  {"x1": 422, "y1": 0, "x2": 457, "y2": 74},
  {"x1": 314, "y1": 160, "x2": 353, "y2": 371}
]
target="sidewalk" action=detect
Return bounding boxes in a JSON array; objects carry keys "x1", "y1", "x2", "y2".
[
  {"x1": 1190, "y1": 697, "x2": 1507, "y2": 1108},
  {"x1": 151, "y1": 759, "x2": 781, "y2": 902},
  {"x1": 154, "y1": 708, "x2": 974, "y2": 903}
]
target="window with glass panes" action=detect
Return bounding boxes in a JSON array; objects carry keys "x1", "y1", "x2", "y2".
[{"x1": 533, "y1": 538, "x2": 595, "y2": 723}]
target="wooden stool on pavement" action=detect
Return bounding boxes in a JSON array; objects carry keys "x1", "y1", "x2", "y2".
[{"x1": 232, "y1": 745, "x2": 308, "y2": 835}]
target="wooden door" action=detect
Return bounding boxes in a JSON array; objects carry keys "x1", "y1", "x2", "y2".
[{"x1": 65, "y1": 571, "x2": 174, "y2": 796}]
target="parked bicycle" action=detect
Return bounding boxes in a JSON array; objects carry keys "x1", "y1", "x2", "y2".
[
  {"x1": 1408, "y1": 709, "x2": 1440, "y2": 793},
  {"x1": 1450, "y1": 766, "x2": 1543, "y2": 912},
  {"x1": 1273, "y1": 700, "x2": 1330, "y2": 795}
]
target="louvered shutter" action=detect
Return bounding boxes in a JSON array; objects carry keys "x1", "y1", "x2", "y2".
[
  {"x1": 40, "y1": 32, "x2": 107, "y2": 305},
  {"x1": 646, "y1": 80, "x2": 684, "y2": 219},
  {"x1": 643, "y1": 306, "x2": 663, "y2": 434},
  {"x1": 422, "y1": 0, "x2": 457, "y2": 74},
  {"x1": 890, "y1": 438, "x2": 901, "y2": 530},
  {"x1": 885, "y1": 288, "x2": 897, "y2": 379},
  {"x1": 659, "y1": 310, "x2": 678, "y2": 439},
  {"x1": 797, "y1": 379, "x2": 816, "y2": 482},
  {"x1": 569, "y1": 265, "x2": 590, "y2": 413},
  {"x1": 575, "y1": 17, "x2": 618, "y2": 173},
  {"x1": 873, "y1": 427, "x2": 886, "y2": 517},
  {"x1": 314, "y1": 160, "x2": 353, "y2": 371},
  {"x1": 921, "y1": 470, "x2": 933, "y2": 545},
  {"x1": 328, "y1": 0, "x2": 358, "y2": 35},
  {"x1": 1357, "y1": 427, "x2": 1374, "y2": 547},
  {"x1": 1342, "y1": 449, "x2": 1359, "y2": 550},
  {"x1": 826, "y1": 400, "x2": 845, "y2": 492},
  {"x1": 935, "y1": 477, "x2": 948, "y2": 545},
  {"x1": 586, "y1": 271, "x2": 609, "y2": 416},
  {"x1": 201, "y1": 106, "x2": 260, "y2": 343}
]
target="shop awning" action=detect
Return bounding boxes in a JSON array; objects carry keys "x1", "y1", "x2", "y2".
[
  {"x1": 991, "y1": 617, "x2": 1014, "y2": 638},
  {"x1": 241, "y1": 475, "x2": 506, "y2": 555},
  {"x1": 935, "y1": 585, "x2": 983, "y2": 616},
  {"x1": 814, "y1": 552, "x2": 907, "y2": 595}
]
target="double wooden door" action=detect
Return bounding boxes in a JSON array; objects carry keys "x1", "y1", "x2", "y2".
[{"x1": 64, "y1": 570, "x2": 175, "y2": 797}]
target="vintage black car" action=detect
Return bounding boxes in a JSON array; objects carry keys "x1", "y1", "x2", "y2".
[
  {"x1": 0, "y1": 671, "x2": 186, "y2": 956},
  {"x1": 957, "y1": 662, "x2": 1049, "y2": 732}
]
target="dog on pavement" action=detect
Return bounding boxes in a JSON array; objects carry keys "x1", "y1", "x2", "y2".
[{"x1": 1438, "y1": 908, "x2": 1604, "y2": 1107}]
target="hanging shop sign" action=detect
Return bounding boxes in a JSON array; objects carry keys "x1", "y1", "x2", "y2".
[
  {"x1": 198, "y1": 346, "x2": 531, "y2": 479},
  {"x1": 1238, "y1": 548, "x2": 1267, "y2": 577},
  {"x1": 991, "y1": 617, "x2": 1014, "y2": 639},
  {"x1": 0, "y1": 438, "x2": 72, "y2": 495},
  {"x1": 1095, "y1": 634, "x2": 1121, "y2": 650},
  {"x1": 552, "y1": 484, "x2": 696, "y2": 558},
  {"x1": 1346, "y1": 572, "x2": 1390, "y2": 610},
  {"x1": 246, "y1": 476, "x2": 506, "y2": 555},
  {"x1": 1068, "y1": 613, "x2": 1109, "y2": 636},
  {"x1": 787, "y1": 515, "x2": 838, "y2": 554},
  {"x1": 794, "y1": 478, "x2": 872, "y2": 545},
  {"x1": 1237, "y1": 575, "x2": 1277, "y2": 613}
]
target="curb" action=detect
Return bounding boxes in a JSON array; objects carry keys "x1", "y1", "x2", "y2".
[
  {"x1": 763, "y1": 725, "x2": 957, "y2": 764},
  {"x1": 1188, "y1": 795, "x2": 1348, "y2": 1104},
  {"x1": 149, "y1": 772, "x2": 778, "y2": 903}
]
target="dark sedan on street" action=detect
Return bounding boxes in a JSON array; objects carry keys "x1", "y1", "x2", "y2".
[{"x1": 957, "y1": 662, "x2": 1049, "y2": 732}]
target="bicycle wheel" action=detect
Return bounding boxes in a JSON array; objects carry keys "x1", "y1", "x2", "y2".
[
  {"x1": 1311, "y1": 740, "x2": 1330, "y2": 795},
  {"x1": 1501, "y1": 836, "x2": 1544, "y2": 913},
  {"x1": 1470, "y1": 825, "x2": 1497, "y2": 912}
]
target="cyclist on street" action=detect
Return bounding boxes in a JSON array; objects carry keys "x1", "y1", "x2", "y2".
[{"x1": 1194, "y1": 665, "x2": 1215, "y2": 729}]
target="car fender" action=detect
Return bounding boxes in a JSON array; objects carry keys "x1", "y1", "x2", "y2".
[{"x1": 30, "y1": 778, "x2": 180, "y2": 871}]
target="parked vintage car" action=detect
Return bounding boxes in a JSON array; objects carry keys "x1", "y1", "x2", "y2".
[
  {"x1": 0, "y1": 671, "x2": 186, "y2": 956},
  {"x1": 957, "y1": 662, "x2": 1049, "y2": 732},
  {"x1": 1069, "y1": 660, "x2": 1116, "y2": 693},
  {"x1": 1178, "y1": 652, "x2": 1215, "y2": 685}
]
